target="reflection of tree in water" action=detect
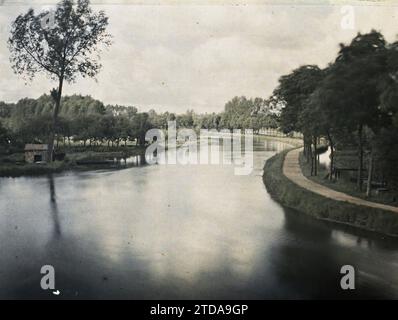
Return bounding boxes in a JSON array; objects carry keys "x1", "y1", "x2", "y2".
[
  {"x1": 261, "y1": 139, "x2": 290, "y2": 153},
  {"x1": 124, "y1": 153, "x2": 147, "y2": 167},
  {"x1": 282, "y1": 207, "x2": 332, "y2": 241},
  {"x1": 269, "y1": 208, "x2": 392, "y2": 299},
  {"x1": 47, "y1": 174, "x2": 61, "y2": 237}
]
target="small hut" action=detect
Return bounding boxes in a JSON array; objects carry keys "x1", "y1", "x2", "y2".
[{"x1": 24, "y1": 144, "x2": 49, "y2": 163}]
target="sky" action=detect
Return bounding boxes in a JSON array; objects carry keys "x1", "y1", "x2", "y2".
[{"x1": 1, "y1": 0, "x2": 398, "y2": 113}]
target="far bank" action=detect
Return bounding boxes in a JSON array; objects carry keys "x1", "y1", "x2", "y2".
[{"x1": 0, "y1": 145, "x2": 147, "y2": 178}]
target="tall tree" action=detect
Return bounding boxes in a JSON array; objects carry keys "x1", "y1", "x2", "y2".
[
  {"x1": 8, "y1": 0, "x2": 112, "y2": 161},
  {"x1": 0, "y1": 122, "x2": 11, "y2": 151},
  {"x1": 320, "y1": 31, "x2": 389, "y2": 190},
  {"x1": 271, "y1": 65, "x2": 324, "y2": 158},
  {"x1": 306, "y1": 66, "x2": 348, "y2": 180}
]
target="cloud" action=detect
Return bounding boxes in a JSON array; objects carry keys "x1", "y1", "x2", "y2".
[{"x1": 1, "y1": 2, "x2": 398, "y2": 113}]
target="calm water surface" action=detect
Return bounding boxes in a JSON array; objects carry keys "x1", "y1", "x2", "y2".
[{"x1": 1, "y1": 137, "x2": 398, "y2": 299}]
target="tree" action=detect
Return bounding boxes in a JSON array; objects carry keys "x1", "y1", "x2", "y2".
[
  {"x1": 8, "y1": 0, "x2": 112, "y2": 161},
  {"x1": 0, "y1": 102, "x2": 13, "y2": 119},
  {"x1": 219, "y1": 96, "x2": 275, "y2": 131},
  {"x1": 132, "y1": 113, "x2": 152, "y2": 146},
  {"x1": 271, "y1": 65, "x2": 324, "y2": 159},
  {"x1": 299, "y1": 102, "x2": 324, "y2": 176},
  {"x1": 375, "y1": 65, "x2": 398, "y2": 192},
  {"x1": 306, "y1": 66, "x2": 347, "y2": 179},
  {"x1": 318, "y1": 31, "x2": 389, "y2": 190},
  {"x1": 0, "y1": 122, "x2": 11, "y2": 152}
]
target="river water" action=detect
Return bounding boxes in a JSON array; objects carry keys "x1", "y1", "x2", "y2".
[{"x1": 0, "y1": 137, "x2": 397, "y2": 299}]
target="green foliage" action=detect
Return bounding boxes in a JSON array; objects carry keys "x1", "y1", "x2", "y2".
[
  {"x1": 271, "y1": 65, "x2": 323, "y2": 134},
  {"x1": 272, "y1": 30, "x2": 398, "y2": 190},
  {"x1": 0, "y1": 122, "x2": 11, "y2": 149},
  {"x1": 8, "y1": 0, "x2": 112, "y2": 160},
  {"x1": 0, "y1": 161, "x2": 68, "y2": 177},
  {"x1": 8, "y1": 0, "x2": 112, "y2": 82},
  {"x1": 373, "y1": 127, "x2": 398, "y2": 190},
  {"x1": 0, "y1": 92, "x2": 279, "y2": 151},
  {"x1": 264, "y1": 150, "x2": 398, "y2": 236},
  {"x1": 219, "y1": 96, "x2": 278, "y2": 131}
]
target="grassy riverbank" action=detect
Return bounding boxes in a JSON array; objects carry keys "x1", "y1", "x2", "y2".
[
  {"x1": 0, "y1": 161, "x2": 69, "y2": 177},
  {"x1": 263, "y1": 149, "x2": 398, "y2": 237},
  {"x1": 299, "y1": 151, "x2": 398, "y2": 207},
  {"x1": 0, "y1": 135, "x2": 301, "y2": 178},
  {"x1": 0, "y1": 146, "x2": 146, "y2": 177}
]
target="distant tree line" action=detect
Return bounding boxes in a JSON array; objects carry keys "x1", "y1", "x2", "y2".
[
  {"x1": 271, "y1": 30, "x2": 398, "y2": 194},
  {"x1": 0, "y1": 95, "x2": 278, "y2": 151},
  {"x1": 7, "y1": 0, "x2": 112, "y2": 161},
  {"x1": 0, "y1": 95, "x2": 152, "y2": 149}
]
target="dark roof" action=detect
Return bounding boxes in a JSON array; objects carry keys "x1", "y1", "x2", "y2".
[{"x1": 24, "y1": 144, "x2": 48, "y2": 151}]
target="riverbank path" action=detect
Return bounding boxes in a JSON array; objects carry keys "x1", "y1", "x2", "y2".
[{"x1": 283, "y1": 148, "x2": 398, "y2": 214}]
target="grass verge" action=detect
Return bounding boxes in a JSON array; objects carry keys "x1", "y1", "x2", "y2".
[
  {"x1": 263, "y1": 149, "x2": 398, "y2": 237},
  {"x1": 0, "y1": 146, "x2": 146, "y2": 177},
  {"x1": 0, "y1": 161, "x2": 70, "y2": 177},
  {"x1": 299, "y1": 152, "x2": 398, "y2": 207}
]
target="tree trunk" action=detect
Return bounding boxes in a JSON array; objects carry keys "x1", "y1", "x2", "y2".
[
  {"x1": 304, "y1": 135, "x2": 311, "y2": 163},
  {"x1": 366, "y1": 151, "x2": 374, "y2": 198},
  {"x1": 327, "y1": 131, "x2": 334, "y2": 181},
  {"x1": 310, "y1": 142, "x2": 314, "y2": 176},
  {"x1": 313, "y1": 136, "x2": 318, "y2": 176},
  {"x1": 357, "y1": 124, "x2": 364, "y2": 191},
  {"x1": 303, "y1": 139, "x2": 307, "y2": 159},
  {"x1": 303, "y1": 135, "x2": 308, "y2": 161},
  {"x1": 48, "y1": 77, "x2": 64, "y2": 162}
]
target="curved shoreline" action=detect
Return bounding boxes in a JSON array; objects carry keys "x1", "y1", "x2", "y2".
[
  {"x1": 285, "y1": 148, "x2": 398, "y2": 214},
  {"x1": 0, "y1": 148, "x2": 146, "y2": 178},
  {"x1": 263, "y1": 148, "x2": 398, "y2": 237}
]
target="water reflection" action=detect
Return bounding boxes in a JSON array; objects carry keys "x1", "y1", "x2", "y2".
[
  {"x1": 0, "y1": 137, "x2": 397, "y2": 299},
  {"x1": 273, "y1": 209, "x2": 396, "y2": 299},
  {"x1": 48, "y1": 174, "x2": 61, "y2": 238},
  {"x1": 124, "y1": 154, "x2": 147, "y2": 166}
]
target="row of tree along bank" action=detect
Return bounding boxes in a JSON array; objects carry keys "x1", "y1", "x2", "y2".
[
  {"x1": 4, "y1": 0, "x2": 283, "y2": 163},
  {"x1": 0, "y1": 94, "x2": 280, "y2": 177},
  {"x1": 0, "y1": 95, "x2": 279, "y2": 153},
  {"x1": 270, "y1": 30, "x2": 398, "y2": 199},
  {"x1": 263, "y1": 149, "x2": 398, "y2": 237}
]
